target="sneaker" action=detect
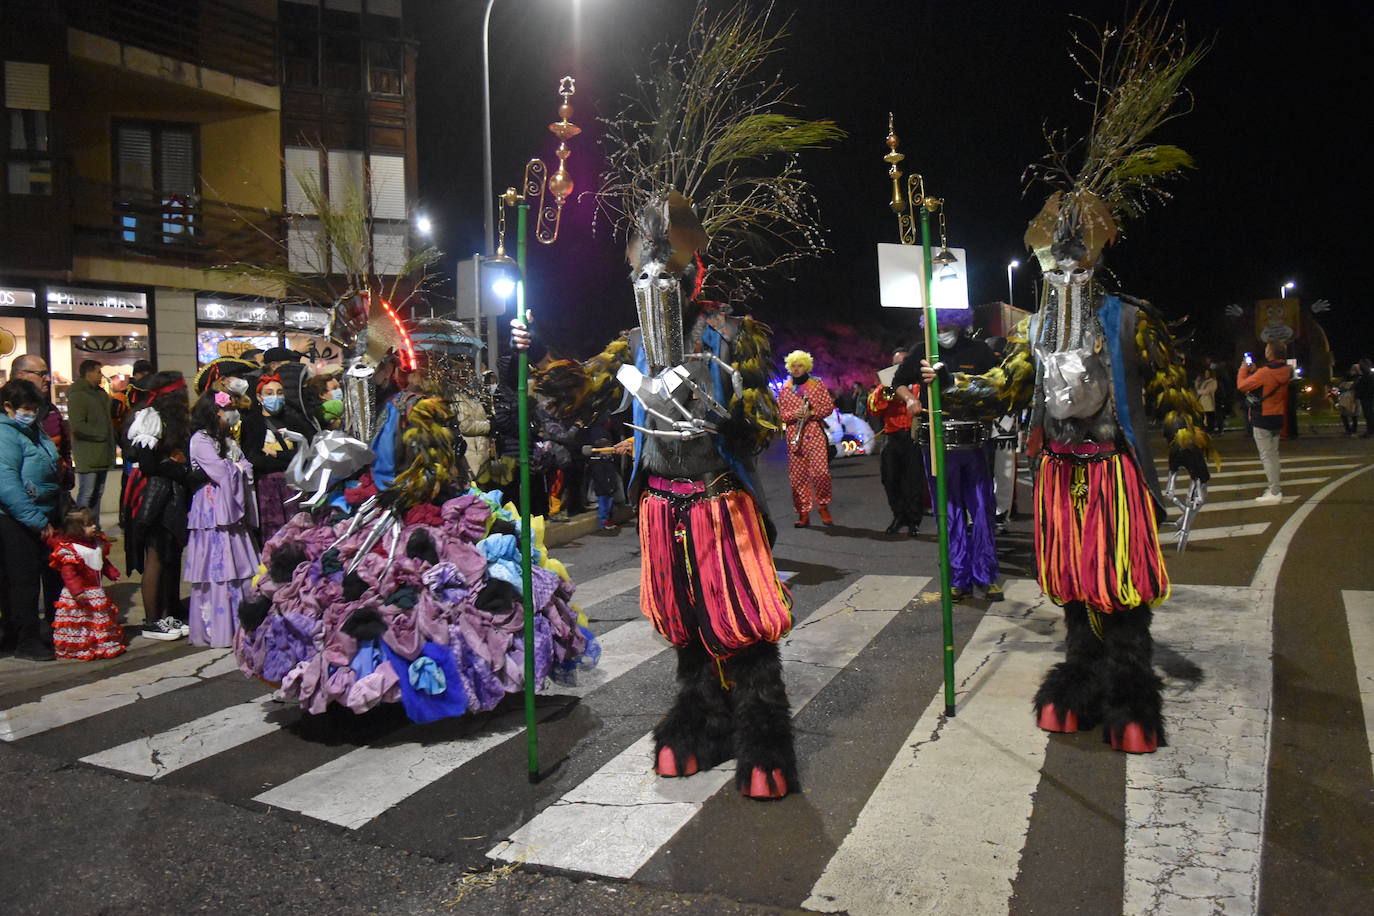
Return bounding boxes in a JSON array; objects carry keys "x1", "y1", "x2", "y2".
[
  {"x1": 600, "y1": 521, "x2": 618, "y2": 530},
  {"x1": 1254, "y1": 491, "x2": 1283, "y2": 505},
  {"x1": 984, "y1": 583, "x2": 1005, "y2": 603},
  {"x1": 141, "y1": 618, "x2": 184, "y2": 641},
  {"x1": 166, "y1": 617, "x2": 191, "y2": 637}
]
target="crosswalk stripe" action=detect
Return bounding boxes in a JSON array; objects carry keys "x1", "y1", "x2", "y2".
[
  {"x1": 79, "y1": 694, "x2": 279, "y2": 778},
  {"x1": 804, "y1": 578, "x2": 1054, "y2": 915},
  {"x1": 1200, "y1": 495, "x2": 1299, "y2": 513},
  {"x1": 1162, "y1": 522, "x2": 1270, "y2": 543},
  {"x1": 1341, "y1": 591, "x2": 1374, "y2": 779},
  {"x1": 571, "y1": 566, "x2": 641, "y2": 608},
  {"x1": 0, "y1": 649, "x2": 237, "y2": 743},
  {"x1": 253, "y1": 612, "x2": 670, "y2": 828},
  {"x1": 1202, "y1": 476, "x2": 1327, "y2": 493},
  {"x1": 1155, "y1": 454, "x2": 1351, "y2": 468},
  {"x1": 488, "y1": 574, "x2": 929, "y2": 879},
  {"x1": 1125, "y1": 584, "x2": 1272, "y2": 916}
]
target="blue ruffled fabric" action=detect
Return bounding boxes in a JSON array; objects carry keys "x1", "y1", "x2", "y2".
[{"x1": 381, "y1": 640, "x2": 468, "y2": 723}]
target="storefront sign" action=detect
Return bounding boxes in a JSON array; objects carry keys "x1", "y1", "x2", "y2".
[
  {"x1": 47, "y1": 287, "x2": 148, "y2": 318},
  {"x1": 285, "y1": 306, "x2": 329, "y2": 332},
  {"x1": 1, "y1": 287, "x2": 37, "y2": 308},
  {"x1": 197, "y1": 298, "x2": 274, "y2": 326}
]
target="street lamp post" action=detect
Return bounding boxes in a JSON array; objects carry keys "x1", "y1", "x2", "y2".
[
  {"x1": 1281, "y1": 280, "x2": 1295, "y2": 298},
  {"x1": 1007, "y1": 259, "x2": 1019, "y2": 310},
  {"x1": 482, "y1": 0, "x2": 498, "y2": 259}
]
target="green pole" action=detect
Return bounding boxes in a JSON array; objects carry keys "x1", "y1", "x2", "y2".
[
  {"x1": 918, "y1": 205, "x2": 957, "y2": 718},
  {"x1": 515, "y1": 202, "x2": 539, "y2": 780}
]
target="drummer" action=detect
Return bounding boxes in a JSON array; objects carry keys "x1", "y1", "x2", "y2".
[{"x1": 892, "y1": 310, "x2": 1004, "y2": 602}]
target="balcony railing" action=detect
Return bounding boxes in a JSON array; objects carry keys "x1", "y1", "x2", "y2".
[
  {"x1": 71, "y1": 179, "x2": 285, "y2": 271},
  {"x1": 64, "y1": 0, "x2": 278, "y2": 86}
]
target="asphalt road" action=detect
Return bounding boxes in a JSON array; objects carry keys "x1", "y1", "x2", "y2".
[{"x1": 1, "y1": 429, "x2": 1371, "y2": 915}]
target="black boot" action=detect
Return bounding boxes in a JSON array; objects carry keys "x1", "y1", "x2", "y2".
[
  {"x1": 1033, "y1": 601, "x2": 1105, "y2": 732},
  {"x1": 1098, "y1": 603, "x2": 1166, "y2": 752},
  {"x1": 884, "y1": 518, "x2": 903, "y2": 535},
  {"x1": 726, "y1": 641, "x2": 800, "y2": 799},
  {"x1": 652, "y1": 642, "x2": 734, "y2": 777}
]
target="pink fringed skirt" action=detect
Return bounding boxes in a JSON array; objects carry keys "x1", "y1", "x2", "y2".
[
  {"x1": 638, "y1": 478, "x2": 792, "y2": 658},
  {"x1": 1033, "y1": 445, "x2": 1170, "y2": 613}
]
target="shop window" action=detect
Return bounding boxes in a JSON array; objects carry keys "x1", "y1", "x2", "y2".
[{"x1": 49, "y1": 319, "x2": 151, "y2": 412}]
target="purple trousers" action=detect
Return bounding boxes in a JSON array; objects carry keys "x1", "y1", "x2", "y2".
[{"x1": 926, "y1": 448, "x2": 1000, "y2": 590}]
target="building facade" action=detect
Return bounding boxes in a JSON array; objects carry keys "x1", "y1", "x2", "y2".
[{"x1": 0, "y1": 0, "x2": 418, "y2": 400}]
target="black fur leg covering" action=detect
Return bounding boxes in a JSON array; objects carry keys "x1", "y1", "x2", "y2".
[
  {"x1": 652, "y1": 642, "x2": 734, "y2": 773},
  {"x1": 726, "y1": 641, "x2": 800, "y2": 795},
  {"x1": 1098, "y1": 603, "x2": 1167, "y2": 747},
  {"x1": 1033, "y1": 601, "x2": 1106, "y2": 729}
]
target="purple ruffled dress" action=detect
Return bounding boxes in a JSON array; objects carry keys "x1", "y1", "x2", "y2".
[{"x1": 185, "y1": 431, "x2": 260, "y2": 647}]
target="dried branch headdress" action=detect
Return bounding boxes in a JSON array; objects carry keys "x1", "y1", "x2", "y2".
[{"x1": 1024, "y1": 4, "x2": 1208, "y2": 268}]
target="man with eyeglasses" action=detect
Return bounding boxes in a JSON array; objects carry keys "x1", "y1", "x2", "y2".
[{"x1": 10, "y1": 355, "x2": 73, "y2": 493}]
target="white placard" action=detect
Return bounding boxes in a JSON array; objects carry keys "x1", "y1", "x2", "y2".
[{"x1": 876, "y1": 242, "x2": 970, "y2": 310}]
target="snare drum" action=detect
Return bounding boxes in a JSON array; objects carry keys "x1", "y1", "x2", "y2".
[{"x1": 916, "y1": 419, "x2": 989, "y2": 450}]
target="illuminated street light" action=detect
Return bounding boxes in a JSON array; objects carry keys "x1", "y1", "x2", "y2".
[
  {"x1": 1281, "y1": 280, "x2": 1295, "y2": 298},
  {"x1": 1007, "y1": 259, "x2": 1019, "y2": 310},
  {"x1": 415, "y1": 214, "x2": 432, "y2": 236}
]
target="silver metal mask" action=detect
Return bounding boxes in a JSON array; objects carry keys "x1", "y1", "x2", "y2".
[{"x1": 633, "y1": 260, "x2": 685, "y2": 372}]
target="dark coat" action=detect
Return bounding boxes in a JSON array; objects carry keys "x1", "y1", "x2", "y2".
[{"x1": 67, "y1": 377, "x2": 116, "y2": 472}]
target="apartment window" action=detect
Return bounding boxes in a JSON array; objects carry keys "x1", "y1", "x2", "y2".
[
  {"x1": 4, "y1": 60, "x2": 53, "y2": 196},
  {"x1": 113, "y1": 121, "x2": 199, "y2": 246}
]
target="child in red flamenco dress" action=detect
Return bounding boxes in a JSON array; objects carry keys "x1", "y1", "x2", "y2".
[{"x1": 49, "y1": 507, "x2": 125, "y2": 660}]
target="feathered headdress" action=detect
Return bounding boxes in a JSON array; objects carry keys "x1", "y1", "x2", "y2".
[{"x1": 1024, "y1": 6, "x2": 1208, "y2": 269}]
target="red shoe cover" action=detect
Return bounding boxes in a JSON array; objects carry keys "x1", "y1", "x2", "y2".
[
  {"x1": 655, "y1": 747, "x2": 699, "y2": 777},
  {"x1": 741, "y1": 767, "x2": 789, "y2": 799},
  {"x1": 1037, "y1": 704, "x2": 1079, "y2": 733},
  {"x1": 1111, "y1": 723, "x2": 1158, "y2": 753},
  {"x1": 655, "y1": 746, "x2": 678, "y2": 776}
]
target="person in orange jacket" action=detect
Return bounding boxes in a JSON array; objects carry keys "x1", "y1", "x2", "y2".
[{"x1": 1237, "y1": 341, "x2": 1294, "y2": 504}]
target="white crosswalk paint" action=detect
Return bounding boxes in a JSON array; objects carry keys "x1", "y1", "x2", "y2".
[
  {"x1": 1124, "y1": 584, "x2": 1272, "y2": 916},
  {"x1": 1341, "y1": 591, "x2": 1374, "y2": 779},
  {"x1": 570, "y1": 566, "x2": 641, "y2": 609},
  {"x1": 1162, "y1": 522, "x2": 1269, "y2": 544},
  {"x1": 80, "y1": 694, "x2": 278, "y2": 778},
  {"x1": 0, "y1": 649, "x2": 236, "y2": 742},
  {"x1": 253, "y1": 615, "x2": 671, "y2": 828},
  {"x1": 488, "y1": 574, "x2": 929, "y2": 878},
  {"x1": 1202, "y1": 476, "x2": 1326, "y2": 493},
  {"x1": 1200, "y1": 495, "x2": 1300, "y2": 513},
  {"x1": 804, "y1": 578, "x2": 1055, "y2": 915}
]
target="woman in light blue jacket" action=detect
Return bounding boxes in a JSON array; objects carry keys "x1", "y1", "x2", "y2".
[{"x1": 0, "y1": 378, "x2": 63, "y2": 660}]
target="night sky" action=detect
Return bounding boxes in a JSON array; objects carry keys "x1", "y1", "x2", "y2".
[{"x1": 407, "y1": 0, "x2": 1373, "y2": 367}]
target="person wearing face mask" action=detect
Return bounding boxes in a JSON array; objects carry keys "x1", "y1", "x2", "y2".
[
  {"x1": 892, "y1": 312, "x2": 1004, "y2": 602},
  {"x1": 0, "y1": 378, "x2": 63, "y2": 660},
  {"x1": 241, "y1": 374, "x2": 315, "y2": 544},
  {"x1": 183, "y1": 385, "x2": 259, "y2": 647}
]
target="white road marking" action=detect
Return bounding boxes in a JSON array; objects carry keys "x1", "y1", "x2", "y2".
[
  {"x1": 1124, "y1": 585, "x2": 1272, "y2": 916},
  {"x1": 805, "y1": 579, "x2": 1054, "y2": 915},
  {"x1": 1342, "y1": 591, "x2": 1374, "y2": 779},
  {"x1": 488, "y1": 574, "x2": 929, "y2": 879},
  {"x1": 253, "y1": 615, "x2": 671, "y2": 828},
  {"x1": 1201, "y1": 476, "x2": 1327, "y2": 493},
  {"x1": 1162, "y1": 522, "x2": 1270, "y2": 543},
  {"x1": 1199, "y1": 495, "x2": 1300, "y2": 513},
  {"x1": 81, "y1": 694, "x2": 279, "y2": 778},
  {"x1": 570, "y1": 566, "x2": 641, "y2": 608},
  {"x1": 0, "y1": 650, "x2": 236, "y2": 743},
  {"x1": 1129, "y1": 461, "x2": 1374, "y2": 916}
]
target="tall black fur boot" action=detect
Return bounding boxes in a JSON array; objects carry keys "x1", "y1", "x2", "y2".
[
  {"x1": 1033, "y1": 600, "x2": 1107, "y2": 732},
  {"x1": 652, "y1": 641, "x2": 734, "y2": 777},
  {"x1": 1098, "y1": 603, "x2": 1166, "y2": 752},
  {"x1": 726, "y1": 641, "x2": 799, "y2": 799}
]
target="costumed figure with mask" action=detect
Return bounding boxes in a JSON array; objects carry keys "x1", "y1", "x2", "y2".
[
  {"x1": 895, "y1": 311, "x2": 1002, "y2": 600},
  {"x1": 778, "y1": 350, "x2": 836, "y2": 528},
  {"x1": 920, "y1": 11, "x2": 1213, "y2": 753},
  {"x1": 232, "y1": 291, "x2": 599, "y2": 727}
]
